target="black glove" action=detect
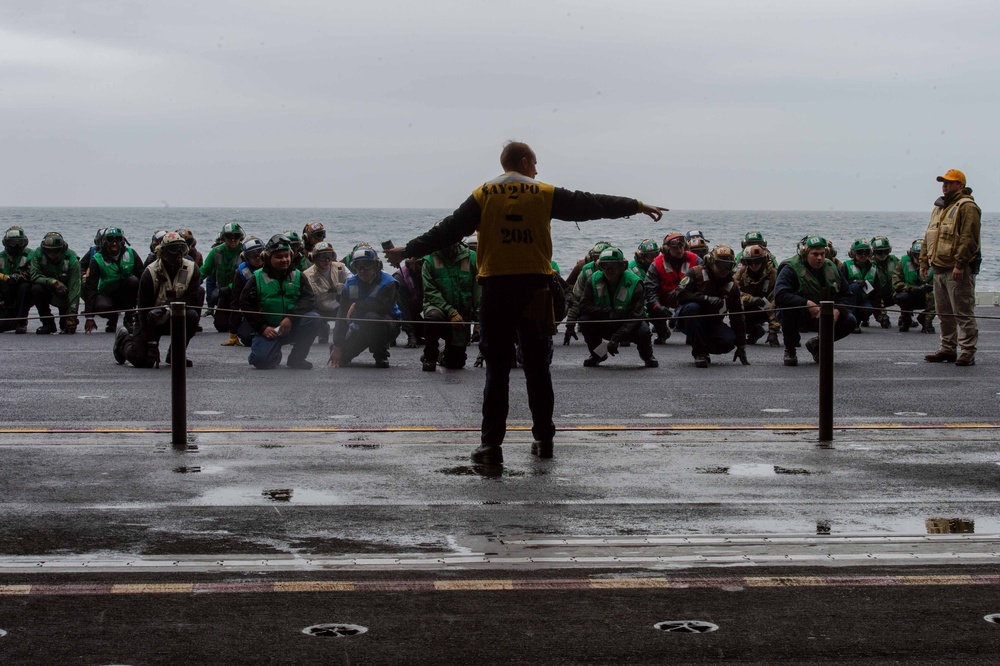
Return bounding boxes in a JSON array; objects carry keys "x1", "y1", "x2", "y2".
[
  {"x1": 766, "y1": 331, "x2": 780, "y2": 347},
  {"x1": 563, "y1": 324, "x2": 578, "y2": 345},
  {"x1": 733, "y1": 347, "x2": 749, "y2": 365},
  {"x1": 921, "y1": 283, "x2": 934, "y2": 293},
  {"x1": 607, "y1": 339, "x2": 619, "y2": 356},
  {"x1": 752, "y1": 297, "x2": 769, "y2": 310},
  {"x1": 703, "y1": 295, "x2": 724, "y2": 310}
]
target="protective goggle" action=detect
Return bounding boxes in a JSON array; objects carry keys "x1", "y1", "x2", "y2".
[
  {"x1": 309, "y1": 229, "x2": 326, "y2": 240},
  {"x1": 104, "y1": 235, "x2": 124, "y2": 243},
  {"x1": 312, "y1": 252, "x2": 334, "y2": 262},
  {"x1": 713, "y1": 260, "x2": 735, "y2": 272},
  {"x1": 42, "y1": 245, "x2": 64, "y2": 255},
  {"x1": 352, "y1": 259, "x2": 377, "y2": 271},
  {"x1": 161, "y1": 243, "x2": 188, "y2": 256},
  {"x1": 854, "y1": 249, "x2": 871, "y2": 256},
  {"x1": 664, "y1": 239, "x2": 684, "y2": 249},
  {"x1": 873, "y1": 249, "x2": 890, "y2": 256},
  {"x1": 244, "y1": 248, "x2": 263, "y2": 261},
  {"x1": 223, "y1": 233, "x2": 243, "y2": 241},
  {"x1": 743, "y1": 257, "x2": 765, "y2": 266},
  {"x1": 5, "y1": 239, "x2": 28, "y2": 249}
]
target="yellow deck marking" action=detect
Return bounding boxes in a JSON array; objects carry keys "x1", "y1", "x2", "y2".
[
  {"x1": 434, "y1": 580, "x2": 514, "y2": 591},
  {"x1": 111, "y1": 583, "x2": 194, "y2": 594},
  {"x1": 273, "y1": 581, "x2": 355, "y2": 593}
]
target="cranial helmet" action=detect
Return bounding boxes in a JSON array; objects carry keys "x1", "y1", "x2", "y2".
[
  {"x1": 635, "y1": 239, "x2": 659, "y2": 263},
  {"x1": 908, "y1": 239, "x2": 923, "y2": 261},
  {"x1": 221, "y1": 222, "x2": 246, "y2": 241},
  {"x1": 302, "y1": 221, "x2": 326, "y2": 245},
  {"x1": 350, "y1": 246, "x2": 380, "y2": 271},
  {"x1": 150, "y1": 230, "x2": 168, "y2": 253},
  {"x1": 3, "y1": 226, "x2": 28, "y2": 252},
  {"x1": 848, "y1": 237, "x2": 871, "y2": 259},
  {"x1": 742, "y1": 244, "x2": 768, "y2": 265},
  {"x1": 685, "y1": 229, "x2": 709, "y2": 242},
  {"x1": 799, "y1": 235, "x2": 827, "y2": 258},
  {"x1": 242, "y1": 236, "x2": 265, "y2": 255},
  {"x1": 158, "y1": 231, "x2": 189, "y2": 256},
  {"x1": 263, "y1": 234, "x2": 293, "y2": 257},
  {"x1": 309, "y1": 241, "x2": 337, "y2": 262},
  {"x1": 704, "y1": 244, "x2": 736, "y2": 272},
  {"x1": 102, "y1": 227, "x2": 126, "y2": 249},
  {"x1": 40, "y1": 232, "x2": 67, "y2": 253},
  {"x1": 176, "y1": 228, "x2": 197, "y2": 249},
  {"x1": 587, "y1": 240, "x2": 613, "y2": 263},
  {"x1": 686, "y1": 236, "x2": 709, "y2": 256},
  {"x1": 283, "y1": 230, "x2": 303, "y2": 254},
  {"x1": 345, "y1": 242, "x2": 373, "y2": 271},
  {"x1": 742, "y1": 231, "x2": 767, "y2": 249},
  {"x1": 596, "y1": 247, "x2": 626, "y2": 269},
  {"x1": 871, "y1": 236, "x2": 892, "y2": 254},
  {"x1": 660, "y1": 232, "x2": 685, "y2": 254}
]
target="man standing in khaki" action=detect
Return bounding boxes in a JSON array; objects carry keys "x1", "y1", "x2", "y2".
[{"x1": 920, "y1": 169, "x2": 981, "y2": 366}]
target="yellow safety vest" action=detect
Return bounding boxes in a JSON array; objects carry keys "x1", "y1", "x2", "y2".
[{"x1": 472, "y1": 172, "x2": 555, "y2": 278}]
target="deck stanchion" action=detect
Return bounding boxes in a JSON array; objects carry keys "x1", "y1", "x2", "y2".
[
  {"x1": 818, "y1": 300, "x2": 834, "y2": 442},
  {"x1": 170, "y1": 301, "x2": 188, "y2": 451}
]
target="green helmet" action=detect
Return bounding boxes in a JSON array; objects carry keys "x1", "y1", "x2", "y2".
[
  {"x1": 40, "y1": 232, "x2": 68, "y2": 253},
  {"x1": 596, "y1": 247, "x2": 626, "y2": 268},
  {"x1": 799, "y1": 235, "x2": 827, "y2": 257},
  {"x1": 263, "y1": 233, "x2": 293, "y2": 257},
  {"x1": 587, "y1": 240, "x2": 613, "y2": 263},
  {"x1": 102, "y1": 227, "x2": 126, "y2": 248},
  {"x1": 3, "y1": 226, "x2": 29, "y2": 252},
  {"x1": 742, "y1": 231, "x2": 767, "y2": 248},
  {"x1": 908, "y1": 239, "x2": 923, "y2": 260},
  {"x1": 849, "y1": 237, "x2": 871, "y2": 259},
  {"x1": 282, "y1": 230, "x2": 303, "y2": 254},
  {"x1": 871, "y1": 236, "x2": 892, "y2": 254},
  {"x1": 221, "y1": 223, "x2": 246, "y2": 241}
]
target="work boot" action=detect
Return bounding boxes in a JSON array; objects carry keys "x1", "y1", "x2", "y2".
[
  {"x1": 405, "y1": 334, "x2": 418, "y2": 349},
  {"x1": 374, "y1": 357, "x2": 390, "y2": 369},
  {"x1": 36, "y1": 318, "x2": 57, "y2": 335},
  {"x1": 422, "y1": 358, "x2": 436, "y2": 371},
  {"x1": 921, "y1": 321, "x2": 935, "y2": 334},
  {"x1": 165, "y1": 347, "x2": 194, "y2": 367},
  {"x1": 113, "y1": 326, "x2": 129, "y2": 365},
  {"x1": 861, "y1": 319, "x2": 870, "y2": 328},
  {"x1": 878, "y1": 314, "x2": 891, "y2": 329},
  {"x1": 955, "y1": 352, "x2": 976, "y2": 367},
  {"x1": 531, "y1": 439, "x2": 553, "y2": 459},
  {"x1": 805, "y1": 337, "x2": 820, "y2": 363},
  {"x1": 783, "y1": 348, "x2": 798, "y2": 366},
  {"x1": 924, "y1": 350, "x2": 957, "y2": 363},
  {"x1": 471, "y1": 444, "x2": 503, "y2": 465},
  {"x1": 643, "y1": 356, "x2": 659, "y2": 368},
  {"x1": 747, "y1": 324, "x2": 765, "y2": 344},
  {"x1": 583, "y1": 353, "x2": 607, "y2": 367},
  {"x1": 14, "y1": 320, "x2": 27, "y2": 334},
  {"x1": 653, "y1": 329, "x2": 670, "y2": 344},
  {"x1": 766, "y1": 331, "x2": 780, "y2": 347},
  {"x1": 898, "y1": 314, "x2": 913, "y2": 332},
  {"x1": 286, "y1": 358, "x2": 312, "y2": 370},
  {"x1": 852, "y1": 324, "x2": 862, "y2": 334},
  {"x1": 918, "y1": 313, "x2": 935, "y2": 334},
  {"x1": 693, "y1": 354, "x2": 709, "y2": 368}
]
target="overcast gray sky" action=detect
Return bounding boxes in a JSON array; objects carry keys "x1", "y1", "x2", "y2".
[{"x1": 1, "y1": 0, "x2": 996, "y2": 210}]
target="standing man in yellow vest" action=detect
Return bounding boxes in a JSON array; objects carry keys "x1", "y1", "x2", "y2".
[
  {"x1": 385, "y1": 141, "x2": 666, "y2": 464},
  {"x1": 920, "y1": 169, "x2": 981, "y2": 366}
]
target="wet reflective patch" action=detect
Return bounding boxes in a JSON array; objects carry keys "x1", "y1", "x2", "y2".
[
  {"x1": 302, "y1": 623, "x2": 368, "y2": 638},
  {"x1": 654, "y1": 620, "x2": 718, "y2": 634}
]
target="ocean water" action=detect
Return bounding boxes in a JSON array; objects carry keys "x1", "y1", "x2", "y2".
[{"x1": 1, "y1": 207, "x2": 996, "y2": 290}]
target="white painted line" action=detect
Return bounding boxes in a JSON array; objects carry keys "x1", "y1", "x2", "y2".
[
  {"x1": 77, "y1": 395, "x2": 108, "y2": 400},
  {"x1": 562, "y1": 414, "x2": 595, "y2": 418},
  {"x1": 894, "y1": 362, "x2": 918, "y2": 365},
  {"x1": 761, "y1": 408, "x2": 791, "y2": 413},
  {"x1": 193, "y1": 411, "x2": 223, "y2": 415},
  {"x1": 641, "y1": 413, "x2": 673, "y2": 418},
  {"x1": 327, "y1": 415, "x2": 357, "y2": 420},
  {"x1": 894, "y1": 412, "x2": 928, "y2": 416}
]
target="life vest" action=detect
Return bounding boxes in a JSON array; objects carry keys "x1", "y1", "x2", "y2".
[
  {"x1": 874, "y1": 256, "x2": 899, "y2": 291},
  {"x1": 844, "y1": 259, "x2": 877, "y2": 284},
  {"x1": 254, "y1": 268, "x2": 303, "y2": 326},
  {"x1": 652, "y1": 251, "x2": 699, "y2": 302},
  {"x1": 779, "y1": 254, "x2": 841, "y2": 302},
  {"x1": 627, "y1": 259, "x2": 648, "y2": 281},
  {"x1": 345, "y1": 271, "x2": 401, "y2": 319},
  {"x1": 924, "y1": 195, "x2": 979, "y2": 268},
  {"x1": 35, "y1": 249, "x2": 78, "y2": 280},
  {"x1": 149, "y1": 258, "x2": 198, "y2": 306},
  {"x1": 426, "y1": 249, "x2": 475, "y2": 312},
  {"x1": 471, "y1": 172, "x2": 556, "y2": 278},
  {"x1": 92, "y1": 248, "x2": 137, "y2": 293},
  {"x1": 900, "y1": 255, "x2": 932, "y2": 286},
  {"x1": 209, "y1": 245, "x2": 242, "y2": 287},
  {"x1": 592, "y1": 269, "x2": 640, "y2": 318},
  {"x1": 0, "y1": 250, "x2": 31, "y2": 275},
  {"x1": 236, "y1": 261, "x2": 255, "y2": 285}
]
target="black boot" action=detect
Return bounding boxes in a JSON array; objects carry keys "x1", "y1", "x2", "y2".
[
  {"x1": 783, "y1": 347, "x2": 798, "y2": 366},
  {"x1": 471, "y1": 444, "x2": 503, "y2": 465},
  {"x1": 36, "y1": 317, "x2": 57, "y2": 335}
]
